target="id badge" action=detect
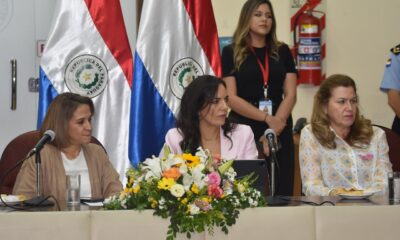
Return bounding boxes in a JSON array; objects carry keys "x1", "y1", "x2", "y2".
[{"x1": 259, "y1": 99, "x2": 273, "y2": 115}]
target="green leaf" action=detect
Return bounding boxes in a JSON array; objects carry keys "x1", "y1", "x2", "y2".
[
  {"x1": 218, "y1": 159, "x2": 233, "y2": 174},
  {"x1": 163, "y1": 144, "x2": 171, "y2": 157}
]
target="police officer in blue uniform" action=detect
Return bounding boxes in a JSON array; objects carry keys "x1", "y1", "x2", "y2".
[{"x1": 380, "y1": 44, "x2": 400, "y2": 135}]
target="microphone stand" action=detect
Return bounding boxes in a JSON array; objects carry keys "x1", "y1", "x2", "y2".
[
  {"x1": 24, "y1": 151, "x2": 54, "y2": 206},
  {"x1": 265, "y1": 145, "x2": 288, "y2": 206}
]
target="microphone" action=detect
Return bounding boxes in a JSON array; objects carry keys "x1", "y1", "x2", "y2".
[
  {"x1": 27, "y1": 130, "x2": 56, "y2": 157},
  {"x1": 263, "y1": 128, "x2": 288, "y2": 206},
  {"x1": 293, "y1": 117, "x2": 307, "y2": 134},
  {"x1": 264, "y1": 128, "x2": 277, "y2": 153}
]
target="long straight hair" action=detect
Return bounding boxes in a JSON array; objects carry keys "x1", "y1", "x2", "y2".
[
  {"x1": 176, "y1": 75, "x2": 235, "y2": 154},
  {"x1": 232, "y1": 0, "x2": 281, "y2": 71}
]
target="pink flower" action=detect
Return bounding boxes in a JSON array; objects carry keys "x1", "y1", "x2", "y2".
[
  {"x1": 207, "y1": 172, "x2": 221, "y2": 185},
  {"x1": 359, "y1": 153, "x2": 374, "y2": 161},
  {"x1": 194, "y1": 199, "x2": 212, "y2": 211},
  {"x1": 207, "y1": 184, "x2": 223, "y2": 198}
]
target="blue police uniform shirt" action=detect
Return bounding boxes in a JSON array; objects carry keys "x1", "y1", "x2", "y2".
[{"x1": 380, "y1": 46, "x2": 400, "y2": 92}]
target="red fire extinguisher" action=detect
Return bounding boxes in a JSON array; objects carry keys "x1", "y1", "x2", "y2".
[{"x1": 293, "y1": 7, "x2": 324, "y2": 85}]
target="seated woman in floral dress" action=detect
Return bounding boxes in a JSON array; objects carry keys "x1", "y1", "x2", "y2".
[{"x1": 299, "y1": 74, "x2": 392, "y2": 196}]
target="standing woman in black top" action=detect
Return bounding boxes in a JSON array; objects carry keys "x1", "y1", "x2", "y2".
[{"x1": 222, "y1": 0, "x2": 297, "y2": 196}]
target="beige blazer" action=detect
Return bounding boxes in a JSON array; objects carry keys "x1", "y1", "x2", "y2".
[{"x1": 13, "y1": 143, "x2": 122, "y2": 203}]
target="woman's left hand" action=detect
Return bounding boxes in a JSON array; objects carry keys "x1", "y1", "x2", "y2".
[{"x1": 265, "y1": 115, "x2": 286, "y2": 135}]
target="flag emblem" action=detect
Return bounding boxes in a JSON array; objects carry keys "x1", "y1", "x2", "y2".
[
  {"x1": 65, "y1": 54, "x2": 108, "y2": 98},
  {"x1": 169, "y1": 57, "x2": 204, "y2": 99}
]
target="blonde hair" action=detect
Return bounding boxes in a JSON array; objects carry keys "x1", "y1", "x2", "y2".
[
  {"x1": 232, "y1": 0, "x2": 281, "y2": 71},
  {"x1": 311, "y1": 74, "x2": 373, "y2": 149}
]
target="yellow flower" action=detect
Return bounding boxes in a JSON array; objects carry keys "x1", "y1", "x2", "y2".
[
  {"x1": 237, "y1": 183, "x2": 245, "y2": 193},
  {"x1": 182, "y1": 153, "x2": 200, "y2": 168},
  {"x1": 126, "y1": 175, "x2": 135, "y2": 188},
  {"x1": 201, "y1": 197, "x2": 210, "y2": 203},
  {"x1": 181, "y1": 198, "x2": 188, "y2": 205},
  {"x1": 158, "y1": 177, "x2": 176, "y2": 190},
  {"x1": 119, "y1": 191, "x2": 127, "y2": 201},
  {"x1": 133, "y1": 185, "x2": 140, "y2": 193},
  {"x1": 151, "y1": 200, "x2": 158, "y2": 208},
  {"x1": 191, "y1": 183, "x2": 200, "y2": 194},
  {"x1": 124, "y1": 187, "x2": 131, "y2": 193}
]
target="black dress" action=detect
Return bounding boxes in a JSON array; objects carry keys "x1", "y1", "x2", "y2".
[{"x1": 222, "y1": 43, "x2": 296, "y2": 196}]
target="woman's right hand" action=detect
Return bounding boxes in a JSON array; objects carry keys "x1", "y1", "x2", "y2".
[
  {"x1": 265, "y1": 115, "x2": 286, "y2": 135},
  {"x1": 259, "y1": 135, "x2": 270, "y2": 157}
]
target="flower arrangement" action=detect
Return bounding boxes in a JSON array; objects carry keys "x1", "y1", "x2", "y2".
[{"x1": 104, "y1": 147, "x2": 265, "y2": 240}]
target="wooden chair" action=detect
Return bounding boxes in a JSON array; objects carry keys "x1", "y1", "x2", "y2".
[
  {"x1": 0, "y1": 130, "x2": 105, "y2": 194},
  {"x1": 374, "y1": 125, "x2": 400, "y2": 171},
  {"x1": 292, "y1": 133, "x2": 302, "y2": 196}
]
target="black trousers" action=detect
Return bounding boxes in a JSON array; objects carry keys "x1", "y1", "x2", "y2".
[
  {"x1": 265, "y1": 125, "x2": 294, "y2": 196},
  {"x1": 229, "y1": 112, "x2": 295, "y2": 196}
]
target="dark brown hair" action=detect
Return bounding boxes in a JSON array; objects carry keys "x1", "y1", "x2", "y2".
[
  {"x1": 176, "y1": 75, "x2": 235, "y2": 154},
  {"x1": 232, "y1": 0, "x2": 281, "y2": 70}
]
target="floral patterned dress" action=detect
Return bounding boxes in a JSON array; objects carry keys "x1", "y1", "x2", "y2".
[{"x1": 299, "y1": 124, "x2": 392, "y2": 196}]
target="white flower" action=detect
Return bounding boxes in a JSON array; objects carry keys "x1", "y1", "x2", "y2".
[
  {"x1": 223, "y1": 179, "x2": 233, "y2": 195},
  {"x1": 159, "y1": 197, "x2": 166, "y2": 205},
  {"x1": 195, "y1": 147, "x2": 210, "y2": 164},
  {"x1": 142, "y1": 154, "x2": 184, "y2": 181},
  {"x1": 194, "y1": 163, "x2": 205, "y2": 171},
  {"x1": 247, "y1": 197, "x2": 258, "y2": 207},
  {"x1": 170, "y1": 184, "x2": 185, "y2": 198},
  {"x1": 158, "y1": 197, "x2": 166, "y2": 210},
  {"x1": 189, "y1": 204, "x2": 200, "y2": 215},
  {"x1": 121, "y1": 198, "x2": 127, "y2": 209},
  {"x1": 142, "y1": 157, "x2": 162, "y2": 180},
  {"x1": 179, "y1": 163, "x2": 188, "y2": 175},
  {"x1": 182, "y1": 173, "x2": 194, "y2": 191},
  {"x1": 224, "y1": 168, "x2": 237, "y2": 181},
  {"x1": 163, "y1": 154, "x2": 184, "y2": 170},
  {"x1": 192, "y1": 167, "x2": 206, "y2": 189},
  {"x1": 103, "y1": 195, "x2": 115, "y2": 204}
]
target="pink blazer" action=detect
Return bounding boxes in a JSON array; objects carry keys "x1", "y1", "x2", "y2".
[{"x1": 163, "y1": 124, "x2": 259, "y2": 160}]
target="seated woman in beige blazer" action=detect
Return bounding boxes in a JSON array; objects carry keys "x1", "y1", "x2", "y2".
[{"x1": 13, "y1": 93, "x2": 122, "y2": 203}]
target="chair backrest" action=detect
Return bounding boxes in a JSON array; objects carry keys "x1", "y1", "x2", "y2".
[
  {"x1": 0, "y1": 130, "x2": 105, "y2": 194},
  {"x1": 374, "y1": 125, "x2": 400, "y2": 171}
]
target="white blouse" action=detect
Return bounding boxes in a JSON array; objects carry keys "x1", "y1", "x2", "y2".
[
  {"x1": 62, "y1": 150, "x2": 92, "y2": 198},
  {"x1": 299, "y1": 124, "x2": 392, "y2": 196}
]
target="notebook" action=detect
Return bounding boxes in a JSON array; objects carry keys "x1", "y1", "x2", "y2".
[{"x1": 232, "y1": 160, "x2": 268, "y2": 196}]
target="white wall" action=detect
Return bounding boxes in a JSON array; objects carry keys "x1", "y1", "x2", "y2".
[{"x1": 212, "y1": 0, "x2": 400, "y2": 127}]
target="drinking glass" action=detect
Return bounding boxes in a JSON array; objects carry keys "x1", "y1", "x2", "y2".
[{"x1": 66, "y1": 174, "x2": 80, "y2": 205}]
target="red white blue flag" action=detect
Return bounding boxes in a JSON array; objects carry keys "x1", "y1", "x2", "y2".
[
  {"x1": 129, "y1": 0, "x2": 221, "y2": 166},
  {"x1": 37, "y1": 0, "x2": 133, "y2": 181}
]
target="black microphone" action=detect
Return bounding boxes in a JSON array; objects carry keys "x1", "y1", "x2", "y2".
[
  {"x1": 293, "y1": 117, "x2": 307, "y2": 134},
  {"x1": 27, "y1": 130, "x2": 56, "y2": 157},
  {"x1": 263, "y1": 128, "x2": 288, "y2": 206},
  {"x1": 264, "y1": 128, "x2": 277, "y2": 153}
]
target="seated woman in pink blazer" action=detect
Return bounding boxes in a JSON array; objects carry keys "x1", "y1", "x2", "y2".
[{"x1": 163, "y1": 75, "x2": 259, "y2": 160}]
